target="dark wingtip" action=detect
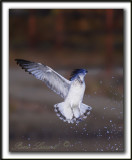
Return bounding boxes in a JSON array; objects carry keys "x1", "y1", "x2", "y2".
[
  {"x1": 15, "y1": 59, "x2": 33, "y2": 65},
  {"x1": 15, "y1": 59, "x2": 29, "y2": 62},
  {"x1": 15, "y1": 59, "x2": 22, "y2": 65},
  {"x1": 15, "y1": 59, "x2": 25, "y2": 62}
]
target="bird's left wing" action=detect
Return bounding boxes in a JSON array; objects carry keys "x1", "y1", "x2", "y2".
[{"x1": 15, "y1": 59, "x2": 71, "y2": 99}]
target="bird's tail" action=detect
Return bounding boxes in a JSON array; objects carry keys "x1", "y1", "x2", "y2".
[{"x1": 54, "y1": 102, "x2": 92, "y2": 124}]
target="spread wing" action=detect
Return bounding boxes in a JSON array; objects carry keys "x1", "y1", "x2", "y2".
[{"x1": 15, "y1": 59, "x2": 71, "y2": 99}]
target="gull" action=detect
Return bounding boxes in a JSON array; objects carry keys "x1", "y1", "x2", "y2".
[{"x1": 15, "y1": 59, "x2": 92, "y2": 124}]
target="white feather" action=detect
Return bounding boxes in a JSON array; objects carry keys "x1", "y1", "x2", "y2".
[{"x1": 16, "y1": 59, "x2": 92, "y2": 124}]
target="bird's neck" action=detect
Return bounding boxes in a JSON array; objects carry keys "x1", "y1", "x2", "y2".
[{"x1": 73, "y1": 78, "x2": 85, "y2": 85}]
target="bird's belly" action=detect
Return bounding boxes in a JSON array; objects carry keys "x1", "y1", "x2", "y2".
[{"x1": 65, "y1": 83, "x2": 85, "y2": 107}]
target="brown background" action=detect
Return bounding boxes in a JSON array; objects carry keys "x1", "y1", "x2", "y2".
[{"x1": 9, "y1": 9, "x2": 124, "y2": 152}]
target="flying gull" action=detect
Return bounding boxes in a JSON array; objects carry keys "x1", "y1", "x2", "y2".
[{"x1": 15, "y1": 59, "x2": 92, "y2": 124}]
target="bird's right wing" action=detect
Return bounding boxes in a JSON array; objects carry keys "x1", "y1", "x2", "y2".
[{"x1": 15, "y1": 59, "x2": 71, "y2": 99}]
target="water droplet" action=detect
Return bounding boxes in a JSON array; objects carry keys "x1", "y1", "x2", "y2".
[
  {"x1": 111, "y1": 146, "x2": 114, "y2": 149},
  {"x1": 107, "y1": 130, "x2": 109, "y2": 133},
  {"x1": 108, "y1": 136, "x2": 111, "y2": 140},
  {"x1": 104, "y1": 106, "x2": 108, "y2": 110},
  {"x1": 119, "y1": 126, "x2": 123, "y2": 129}
]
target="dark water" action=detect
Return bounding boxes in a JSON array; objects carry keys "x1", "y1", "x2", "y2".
[{"x1": 9, "y1": 68, "x2": 124, "y2": 152}]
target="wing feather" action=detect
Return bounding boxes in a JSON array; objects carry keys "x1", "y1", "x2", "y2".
[{"x1": 15, "y1": 59, "x2": 71, "y2": 99}]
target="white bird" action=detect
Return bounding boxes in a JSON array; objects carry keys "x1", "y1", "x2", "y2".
[{"x1": 15, "y1": 59, "x2": 92, "y2": 124}]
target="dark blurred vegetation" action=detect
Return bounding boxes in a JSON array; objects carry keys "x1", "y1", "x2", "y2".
[
  {"x1": 9, "y1": 9, "x2": 123, "y2": 68},
  {"x1": 9, "y1": 9, "x2": 124, "y2": 152}
]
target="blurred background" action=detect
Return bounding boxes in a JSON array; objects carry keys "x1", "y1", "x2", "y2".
[{"x1": 9, "y1": 9, "x2": 124, "y2": 152}]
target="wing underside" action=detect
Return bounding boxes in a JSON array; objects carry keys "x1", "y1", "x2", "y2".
[{"x1": 15, "y1": 59, "x2": 71, "y2": 99}]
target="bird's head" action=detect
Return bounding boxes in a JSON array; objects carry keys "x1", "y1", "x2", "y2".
[{"x1": 70, "y1": 69, "x2": 88, "y2": 83}]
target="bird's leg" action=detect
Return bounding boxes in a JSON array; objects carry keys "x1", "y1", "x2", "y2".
[{"x1": 78, "y1": 102, "x2": 82, "y2": 115}]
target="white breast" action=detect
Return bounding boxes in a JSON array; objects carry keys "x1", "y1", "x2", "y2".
[{"x1": 65, "y1": 80, "x2": 85, "y2": 108}]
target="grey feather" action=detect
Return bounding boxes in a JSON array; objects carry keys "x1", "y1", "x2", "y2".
[{"x1": 15, "y1": 59, "x2": 71, "y2": 99}]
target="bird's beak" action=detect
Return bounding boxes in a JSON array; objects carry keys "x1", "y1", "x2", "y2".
[
  {"x1": 78, "y1": 79, "x2": 83, "y2": 84},
  {"x1": 79, "y1": 75, "x2": 84, "y2": 83}
]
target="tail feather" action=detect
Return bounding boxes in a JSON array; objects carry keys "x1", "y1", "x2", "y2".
[
  {"x1": 80, "y1": 103, "x2": 92, "y2": 116},
  {"x1": 54, "y1": 102, "x2": 92, "y2": 124},
  {"x1": 54, "y1": 103, "x2": 67, "y2": 122},
  {"x1": 54, "y1": 102, "x2": 74, "y2": 123}
]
